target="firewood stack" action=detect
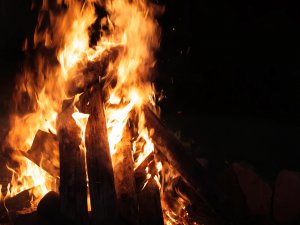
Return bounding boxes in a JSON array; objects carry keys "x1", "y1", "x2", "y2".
[{"x1": 0, "y1": 47, "x2": 220, "y2": 225}]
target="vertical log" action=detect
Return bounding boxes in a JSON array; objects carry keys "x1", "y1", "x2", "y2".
[
  {"x1": 112, "y1": 124, "x2": 139, "y2": 225},
  {"x1": 136, "y1": 160, "x2": 164, "y2": 225},
  {"x1": 57, "y1": 99, "x2": 88, "y2": 225},
  {"x1": 84, "y1": 85, "x2": 119, "y2": 225}
]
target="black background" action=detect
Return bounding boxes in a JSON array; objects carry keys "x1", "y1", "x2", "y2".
[{"x1": 1, "y1": 0, "x2": 300, "y2": 178}]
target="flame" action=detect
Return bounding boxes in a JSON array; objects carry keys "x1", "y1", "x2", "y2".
[
  {"x1": 4, "y1": 0, "x2": 98, "y2": 203},
  {"x1": 58, "y1": 2, "x2": 96, "y2": 80},
  {"x1": 159, "y1": 161, "x2": 200, "y2": 225},
  {"x1": 0, "y1": 185, "x2": 2, "y2": 201},
  {"x1": 103, "y1": 0, "x2": 160, "y2": 161},
  {"x1": 5, "y1": 156, "x2": 55, "y2": 206},
  {"x1": 106, "y1": 89, "x2": 143, "y2": 155},
  {"x1": 72, "y1": 107, "x2": 90, "y2": 211},
  {"x1": 133, "y1": 112, "x2": 155, "y2": 169},
  {"x1": 72, "y1": 108, "x2": 89, "y2": 153}
]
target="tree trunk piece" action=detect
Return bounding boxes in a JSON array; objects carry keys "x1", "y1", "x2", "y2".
[
  {"x1": 84, "y1": 85, "x2": 120, "y2": 225},
  {"x1": 112, "y1": 124, "x2": 139, "y2": 225},
  {"x1": 57, "y1": 100, "x2": 88, "y2": 225}
]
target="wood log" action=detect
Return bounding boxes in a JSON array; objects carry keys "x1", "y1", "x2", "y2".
[
  {"x1": 0, "y1": 189, "x2": 31, "y2": 214},
  {"x1": 143, "y1": 106, "x2": 210, "y2": 198},
  {"x1": 84, "y1": 85, "x2": 119, "y2": 225},
  {"x1": 23, "y1": 130, "x2": 59, "y2": 178},
  {"x1": 112, "y1": 124, "x2": 139, "y2": 225},
  {"x1": 0, "y1": 187, "x2": 48, "y2": 224},
  {"x1": 37, "y1": 191, "x2": 60, "y2": 222},
  {"x1": 136, "y1": 160, "x2": 164, "y2": 225},
  {"x1": 66, "y1": 46, "x2": 122, "y2": 97},
  {"x1": 56, "y1": 99, "x2": 88, "y2": 225}
]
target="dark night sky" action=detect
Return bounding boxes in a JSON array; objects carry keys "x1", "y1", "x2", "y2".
[{"x1": 1, "y1": 0, "x2": 300, "y2": 176}]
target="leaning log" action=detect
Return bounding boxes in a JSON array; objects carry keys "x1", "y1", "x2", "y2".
[
  {"x1": 136, "y1": 160, "x2": 164, "y2": 225},
  {"x1": 66, "y1": 46, "x2": 122, "y2": 97},
  {"x1": 23, "y1": 130, "x2": 59, "y2": 178},
  {"x1": 174, "y1": 177, "x2": 222, "y2": 225},
  {"x1": 56, "y1": 99, "x2": 88, "y2": 225},
  {"x1": 143, "y1": 106, "x2": 210, "y2": 198},
  {"x1": 84, "y1": 85, "x2": 119, "y2": 225},
  {"x1": 112, "y1": 124, "x2": 139, "y2": 225}
]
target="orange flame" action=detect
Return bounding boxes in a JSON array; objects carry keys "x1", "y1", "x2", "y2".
[
  {"x1": 6, "y1": 156, "x2": 55, "y2": 205},
  {"x1": 0, "y1": 185, "x2": 2, "y2": 201},
  {"x1": 72, "y1": 106, "x2": 90, "y2": 210},
  {"x1": 5, "y1": 0, "x2": 98, "y2": 203}
]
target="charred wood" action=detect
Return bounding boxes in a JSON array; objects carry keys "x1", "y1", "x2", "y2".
[
  {"x1": 136, "y1": 160, "x2": 164, "y2": 225},
  {"x1": 56, "y1": 100, "x2": 88, "y2": 225},
  {"x1": 112, "y1": 124, "x2": 139, "y2": 225},
  {"x1": 83, "y1": 85, "x2": 119, "y2": 225}
]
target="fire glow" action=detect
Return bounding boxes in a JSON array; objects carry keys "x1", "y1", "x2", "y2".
[{"x1": 2, "y1": 0, "x2": 196, "y2": 224}]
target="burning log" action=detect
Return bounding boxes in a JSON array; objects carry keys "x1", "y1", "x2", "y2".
[
  {"x1": 66, "y1": 46, "x2": 122, "y2": 97},
  {"x1": 56, "y1": 99, "x2": 89, "y2": 225},
  {"x1": 83, "y1": 85, "x2": 120, "y2": 225},
  {"x1": 112, "y1": 124, "x2": 139, "y2": 225},
  {"x1": 23, "y1": 130, "x2": 59, "y2": 178},
  {"x1": 134, "y1": 153, "x2": 154, "y2": 190},
  {"x1": 136, "y1": 160, "x2": 164, "y2": 225},
  {"x1": 143, "y1": 107, "x2": 223, "y2": 223},
  {"x1": 143, "y1": 106, "x2": 210, "y2": 198},
  {"x1": 138, "y1": 178, "x2": 164, "y2": 225},
  {"x1": 0, "y1": 189, "x2": 31, "y2": 215}
]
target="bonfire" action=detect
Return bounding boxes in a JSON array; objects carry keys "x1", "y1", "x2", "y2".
[{"x1": 0, "y1": 1, "x2": 217, "y2": 225}]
